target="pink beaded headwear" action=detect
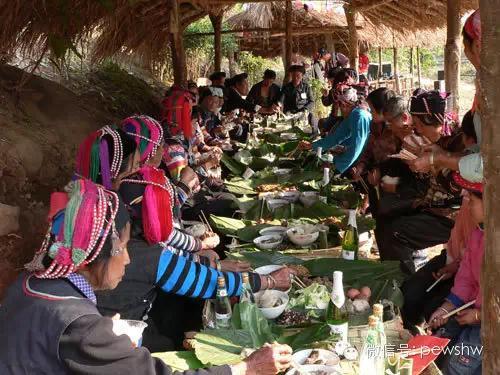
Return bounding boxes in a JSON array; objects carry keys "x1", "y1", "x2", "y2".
[
  {"x1": 26, "y1": 180, "x2": 120, "y2": 279},
  {"x1": 121, "y1": 115, "x2": 164, "y2": 163}
]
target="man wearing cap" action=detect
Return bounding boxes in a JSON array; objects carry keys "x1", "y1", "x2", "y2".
[{"x1": 278, "y1": 65, "x2": 318, "y2": 133}]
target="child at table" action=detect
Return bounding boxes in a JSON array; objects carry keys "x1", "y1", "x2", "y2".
[{"x1": 428, "y1": 172, "x2": 483, "y2": 375}]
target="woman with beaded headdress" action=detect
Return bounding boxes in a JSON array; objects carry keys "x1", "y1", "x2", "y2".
[
  {"x1": 75, "y1": 117, "x2": 295, "y2": 351},
  {"x1": 0, "y1": 179, "x2": 293, "y2": 375}
]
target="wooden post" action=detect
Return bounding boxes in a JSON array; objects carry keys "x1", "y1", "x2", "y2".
[
  {"x1": 378, "y1": 47, "x2": 382, "y2": 79},
  {"x1": 410, "y1": 47, "x2": 414, "y2": 77},
  {"x1": 344, "y1": 5, "x2": 359, "y2": 74},
  {"x1": 416, "y1": 46, "x2": 422, "y2": 88},
  {"x1": 481, "y1": 0, "x2": 500, "y2": 373},
  {"x1": 393, "y1": 47, "x2": 400, "y2": 93},
  {"x1": 444, "y1": 0, "x2": 461, "y2": 114},
  {"x1": 210, "y1": 13, "x2": 223, "y2": 72},
  {"x1": 169, "y1": 0, "x2": 186, "y2": 85},
  {"x1": 285, "y1": 0, "x2": 293, "y2": 74}
]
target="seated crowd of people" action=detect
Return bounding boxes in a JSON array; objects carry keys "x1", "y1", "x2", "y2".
[{"x1": 0, "y1": 9, "x2": 485, "y2": 375}]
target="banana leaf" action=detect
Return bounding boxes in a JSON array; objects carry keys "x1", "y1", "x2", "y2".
[
  {"x1": 232, "y1": 302, "x2": 277, "y2": 347},
  {"x1": 236, "y1": 223, "x2": 274, "y2": 242},
  {"x1": 230, "y1": 250, "x2": 304, "y2": 268},
  {"x1": 194, "y1": 330, "x2": 250, "y2": 366},
  {"x1": 221, "y1": 154, "x2": 246, "y2": 175},
  {"x1": 210, "y1": 215, "x2": 247, "y2": 235},
  {"x1": 152, "y1": 351, "x2": 204, "y2": 371},
  {"x1": 224, "y1": 179, "x2": 257, "y2": 195},
  {"x1": 279, "y1": 323, "x2": 332, "y2": 350}
]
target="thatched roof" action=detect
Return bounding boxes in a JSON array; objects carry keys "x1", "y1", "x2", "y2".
[{"x1": 0, "y1": 0, "x2": 479, "y2": 67}]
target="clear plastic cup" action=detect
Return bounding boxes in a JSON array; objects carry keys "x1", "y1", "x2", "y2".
[{"x1": 112, "y1": 319, "x2": 148, "y2": 347}]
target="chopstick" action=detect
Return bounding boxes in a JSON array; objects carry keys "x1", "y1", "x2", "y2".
[
  {"x1": 359, "y1": 178, "x2": 370, "y2": 194},
  {"x1": 426, "y1": 274, "x2": 445, "y2": 293},
  {"x1": 424, "y1": 300, "x2": 477, "y2": 329},
  {"x1": 199, "y1": 211, "x2": 214, "y2": 233},
  {"x1": 292, "y1": 276, "x2": 308, "y2": 289}
]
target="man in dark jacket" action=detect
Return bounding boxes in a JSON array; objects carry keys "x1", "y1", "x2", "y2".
[
  {"x1": 278, "y1": 65, "x2": 318, "y2": 134},
  {"x1": 247, "y1": 69, "x2": 281, "y2": 112}
]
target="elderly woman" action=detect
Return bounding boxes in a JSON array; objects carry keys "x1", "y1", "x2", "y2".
[
  {"x1": 299, "y1": 87, "x2": 372, "y2": 175},
  {"x1": 0, "y1": 179, "x2": 292, "y2": 375}
]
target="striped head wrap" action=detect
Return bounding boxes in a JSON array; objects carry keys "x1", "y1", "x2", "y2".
[
  {"x1": 75, "y1": 126, "x2": 136, "y2": 190},
  {"x1": 464, "y1": 10, "x2": 481, "y2": 42},
  {"x1": 121, "y1": 115, "x2": 164, "y2": 164},
  {"x1": 25, "y1": 180, "x2": 124, "y2": 279},
  {"x1": 161, "y1": 86, "x2": 195, "y2": 140},
  {"x1": 453, "y1": 172, "x2": 483, "y2": 194}
]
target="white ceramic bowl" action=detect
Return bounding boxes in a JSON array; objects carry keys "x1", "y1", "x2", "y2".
[
  {"x1": 274, "y1": 168, "x2": 292, "y2": 176},
  {"x1": 253, "y1": 235, "x2": 283, "y2": 250},
  {"x1": 287, "y1": 224, "x2": 320, "y2": 248},
  {"x1": 259, "y1": 226, "x2": 288, "y2": 237},
  {"x1": 279, "y1": 191, "x2": 300, "y2": 203},
  {"x1": 183, "y1": 223, "x2": 206, "y2": 238},
  {"x1": 254, "y1": 290, "x2": 289, "y2": 319},
  {"x1": 299, "y1": 191, "x2": 319, "y2": 207},
  {"x1": 292, "y1": 349, "x2": 341, "y2": 367},
  {"x1": 266, "y1": 198, "x2": 289, "y2": 211},
  {"x1": 254, "y1": 264, "x2": 285, "y2": 275},
  {"x1": 285, "y1": 364, "x2": 341, "y2": 375},
  {"x1": 281, "y1": 132, "x2": 298, "y2": 140}
]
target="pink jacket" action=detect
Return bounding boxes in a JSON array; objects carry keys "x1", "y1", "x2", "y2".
[
  {"x1": 446, "y1": 193, "x2": 477, "y2": 262},
  {"x1": 448, "y1": 228, "x2": 484, "y2": 309}
]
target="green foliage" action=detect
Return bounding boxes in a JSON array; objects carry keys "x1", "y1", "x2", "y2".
[
  {"x1": 308, "y1": 78, "x2": 329, "y2": 119},
  {"x1": 238, "y1": 52, "x2": 272, "y2": 85}
]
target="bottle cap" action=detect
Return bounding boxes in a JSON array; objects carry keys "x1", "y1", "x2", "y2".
[
  {"x1": 368, "y1": 315, "x2": 379, "y2": 327},
  {"x1": 373, "y1": 303, "x2": 384, "y2": 316},
  {"x1": 217, "y1": 276, "x2": 226, "y2": 287}
]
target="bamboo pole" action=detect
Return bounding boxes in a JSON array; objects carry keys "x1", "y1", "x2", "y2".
[
  {"x1": 285, "y1": 0, "x2": 292, "y2": 73},
  {"x1": 344, "y1": 5, "x2": 359, "y2": 74},
  {"x1": 480, "y1": 0, "x2": 500, "y2": 373},
  {"x1": 444, "y1": 0, "x2": 461, "y2": 114},
  {"x1": 378, "y1": 46, "x2": 382, "y2": 79},
  {"x1": 209, "y1": 13, "x2": 223, "y2": 72},
  {"x1": 416, "y1": 46, "x2": 422, "y2": 88},
  {"x1": 169, "y1": 0, "x2": 186, "y2": 86}
]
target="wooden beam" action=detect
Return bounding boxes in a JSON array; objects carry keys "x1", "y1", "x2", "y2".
[
  {"x1": 344, "y1": 5, "x2": 359, "y2": 74},
  {"x1": 481, "y1": 0, "x2": 500, "y2": 373},
  {"x1": 184, "y1": 25, "x2": 355, "y2": 37},
  {"x1": 169, "y1": 0, "x2": 187, "y2": 85},
  {"x1": 444, "y1": 0, "x2": 461, "y2": 114},
  {"x1": 409, "y1": 47, "x2": 414, "y2": 78},
  {"x1": 285, "y1": 0, "x2": 292, "y2": 74},
  {"x1": 416, "y1": 46, "x2": 422, "y2": 88},
  {"x1": 393, "y1": 46, "x2": 400, "y2": 93},
  {"x1": 209, "y1": 12, "x2": 223, "y2": 72}
]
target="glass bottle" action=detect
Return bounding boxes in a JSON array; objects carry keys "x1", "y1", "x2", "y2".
[
  {"x1": 240, "y1": 272, "x2": 255, "y2": 304},
  {"x1": 215, "y1": 276, "x2": 232, "y2": 329},
  {"x1": 341, "y1": 210, "x2": 359, "y2": 260},
  {"x1": 325, "y1": 271, "x2": 349, "y2": 342},
  {"x1": 359, "y1": 315, "x2": 385, "y2": 375}
]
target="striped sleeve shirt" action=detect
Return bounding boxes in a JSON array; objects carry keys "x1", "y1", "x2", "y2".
[
  {"x1": 165, "y1": 228, "x2": 202, "y2": 253},
  {"x1": 155, "y1": 250, "x2": 261, "y2": 299}
]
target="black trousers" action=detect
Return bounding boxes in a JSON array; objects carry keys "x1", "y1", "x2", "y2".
[{"x1": 401, "y1": 250, "x2": 454, "y2": 328}]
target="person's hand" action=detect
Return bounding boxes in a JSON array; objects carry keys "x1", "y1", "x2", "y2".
[
  {"x1": 198, "y1": 249, "x2": 220, "y2": 265},
  {"x1": 432, "y1": 261, "x2": 460, "y2": 281},
  {"x1": 237, "y1": 343, "x2": 292, "y2": 375},
  {"x1": 349, "y1": 166, "x2": 363, "y2": 182},
  {"x1": 408, "y1": 153, "x2": 432, "y2": 173},
  {"x1": 180, "y1": 166, "x2": 200, "y2": 195},
  {"x1": 321, "y1": 88, "x2": 328, "y2": 97},
  {"x1": 367, "y1": 168, "x2": 381, "y2": 186},
  {"x1": 112, "y1": 167, "x2": 140, "y2": 191},
  {"x1": 298, "y1": 140, "x2": 312, "y2": 151},
  {"x1": 201, "y1": 232, "x2": 220, "y2": 250},
  {"x1": 456, "y1": 308, "x2": 480, "y2": 325},
  {"x1": 266, "y1": 267, "x2": 297, "y2": 291},
  {"x1": 429, "y1": 302, "x2": 454, "y2": 329},
  {"x1": 220, "y1": 259, "x2": 251, "y2": 273}
]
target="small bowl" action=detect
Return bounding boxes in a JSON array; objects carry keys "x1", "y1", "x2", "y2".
[
  {"x1": 281, "y1": 132, "x2": 297, "y2": 140},
  {"x1": 287, "y1": 224, "x2": 320, "y2": 248},
  {"x1": 266, "y1": 198, "x2": 289, "y2": 211},
  {"x1": 293, "y1": 349, "x2": 340, "y2": 367},
  {"x1": 285, "y1": 364, "x2": 341, "y2": 375},
  {"x1": 254, "y1": 264, "x2": 285, "y2": 275},
  {"x1": 299, "y1": 191, "x2": 319, "y2": 207},
  {"x1": 274, "y1": 168, "x2": 292, "y2": 176},
  {"x1": 183, "y1": 223, "x2": 206, "y2": 238},
  {"x1": 253, "y1": 234, "x2": 283, "y2": 250},
  {"x1": 259, "y1": 226, "x2": 288, "y2": 237},
  {"x1": 279, "y1": 191, "x2": 300, "y2": 203},
  {"x1": 254, "y1": 290, "x2": 289, "y2": 319}
]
